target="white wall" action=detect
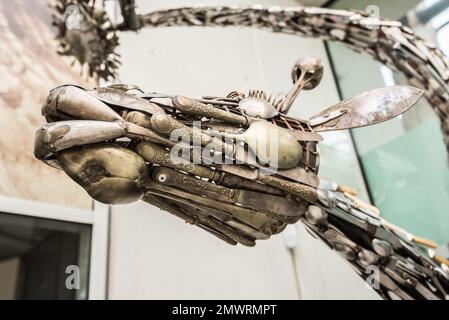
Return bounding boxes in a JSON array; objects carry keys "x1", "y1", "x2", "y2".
[{"x1": 107, "y1": 0, "x2": 380, "y2": 300}]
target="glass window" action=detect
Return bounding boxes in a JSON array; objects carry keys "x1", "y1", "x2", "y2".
[
  {"x1": 0, "y1": 213, "x2": 91, "y2": 300},
  {"x1": 436, "y1": 22, "x2": 449, "y2": 55},
  {"x1": 326, "y1": 0, "x2": 449, "y2": 244}
]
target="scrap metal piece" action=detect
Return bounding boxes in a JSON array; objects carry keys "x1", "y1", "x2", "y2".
[
  {"x1": 239, "y1": 97, "x2": 279, "y2": 119},
  {"x1": 172, "y1": 96, "x2": 247, "y2": 125},
  {"x1": 280, "y1": 56, "x2": 324, "y2": 113},
  {"x1": 87, "y1": 87, "x2": 166, "y2": 115},
  {"x1": 57, "y1": 143, "x2": 148, "y2": 204},
  {"x1": 373, "y1": 239, "x2": 394, "y2": 257},
  {"x1": 34, "y1": 120, "x2": 126, "y2": 159},
  {"x1": 309, "y1": 86, "x2": 424, "y2": 131},
  {"x1": 226, "y1": 121, "x2": 303, "y2": 169},
  {"x1": 42, "y1": 85, "x2": 123, "y2": 122},
  {"x1": 305, "y1": 205, "x2": 327, "y2": 225}
]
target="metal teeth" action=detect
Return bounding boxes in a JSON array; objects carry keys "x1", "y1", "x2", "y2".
[
  {"x1": 247, "y1": 89, "x2": 285, "y2": 110},
  {"x1": 226, "y1": 91, "x2": 245, "y2": 101}
]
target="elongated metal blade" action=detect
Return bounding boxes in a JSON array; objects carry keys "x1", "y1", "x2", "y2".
[{"x1": 309, "y1": 86, "x2": 424, "y2": 132}]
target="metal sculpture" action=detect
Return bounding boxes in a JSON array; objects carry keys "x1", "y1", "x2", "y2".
[
  {"x1": 37, "y1": 1, "x2": 449, "y2": 299},
  {"x1": 50, "y1": 1, "x2": 449, "y2": 153}
]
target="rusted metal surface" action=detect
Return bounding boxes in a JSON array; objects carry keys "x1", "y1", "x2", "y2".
[{"x1": 309, "y1": 86, "x2": 423, "y2": 131}]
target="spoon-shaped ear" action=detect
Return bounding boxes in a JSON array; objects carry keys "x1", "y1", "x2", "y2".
[{"x1": 309, "y1": 85, "x2": 424, "y2": 132}]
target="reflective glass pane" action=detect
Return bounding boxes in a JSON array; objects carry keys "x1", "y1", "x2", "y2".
[
  {"x1": 327, "y1": 0, "x2": 449, "y2": 244},
  {"x1": 0, "y1": 213, "x2": 91, "y2": 300}
]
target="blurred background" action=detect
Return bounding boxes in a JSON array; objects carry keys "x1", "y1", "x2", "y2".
[{"x1": 0, "y1": 0, "x2": 448, "y2": 299}]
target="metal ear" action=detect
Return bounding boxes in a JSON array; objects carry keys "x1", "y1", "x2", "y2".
[
  {"x1": 279, "y1": 56, "x2": 324, "y2": 114},
  {"x1": 308, "y1": 86, "x2": 424, "y2": 132}
]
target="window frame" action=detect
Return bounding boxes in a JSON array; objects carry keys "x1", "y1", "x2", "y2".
[{"x1": 0, "y1": 195, "x2": 109, "y2": 300}]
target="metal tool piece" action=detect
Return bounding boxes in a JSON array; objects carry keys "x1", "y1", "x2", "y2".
[
  {"x1": 309, "y1": 86, "x2": 424, "y2": 131},
  {"x1": 280, "y1": 56, "x2": 324, "y2": 113},
  {"x1": 239, "y1": 97, "x2": 279, "y2": 119}
]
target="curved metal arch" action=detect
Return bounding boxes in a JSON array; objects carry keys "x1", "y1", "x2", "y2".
[
  {"x1": 53, "y1": 3, "x2": 449, "y2": 152},
  {"x1": 135, "y1": 5, "x2": 449, "y2": 152}
]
